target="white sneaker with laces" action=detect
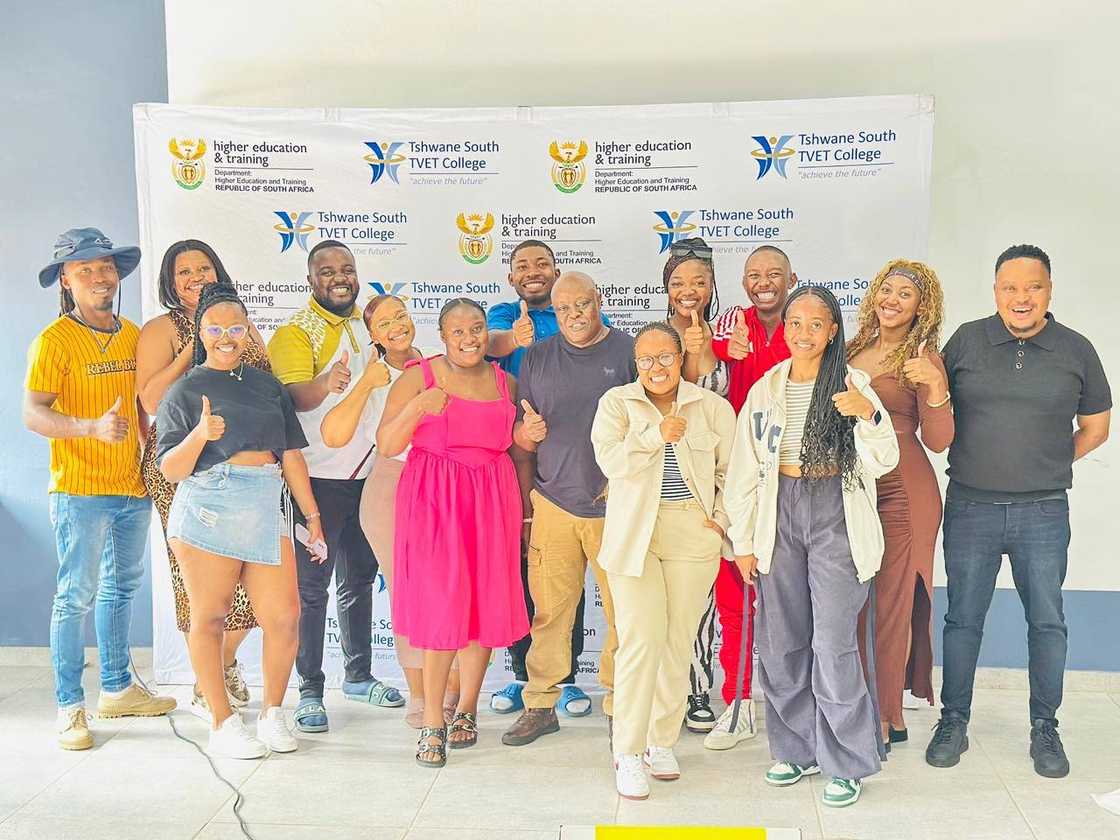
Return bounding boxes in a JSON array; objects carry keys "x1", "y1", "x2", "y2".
[
  {"x1": 703, "y1": 699, "x2": 757, "y2": 750},
  {"x1": 208, "y1": 713, "x2": 267, "y2": 759},
  {"x1": 257, "y1": 706, "x2": 298, "y2": 753},
  {"x1": 902, "y1": 689, "x2": 923, "y2": 710},
  {"x1": 643, "y1": 746, "x2": 680, "y2": 780},
  {"x1": 190, "y1": 689, "x2": 212, "y2": 724},
  {"x1": 614, "y1": 753, "x2": 650, "y2": 800}
]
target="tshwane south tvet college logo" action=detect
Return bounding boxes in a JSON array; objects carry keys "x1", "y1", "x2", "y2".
[
  {"x1": 368, "y1": 281, "x2": 410, "y2": 301},
  {"x1": 363, "y1": 142, "x2": 407, "y2": 185},
  {"x1": 169, "y1": 138, "x2": 207, "y2": 190},
  {"x1": 456, "y1": 212, "x2": 495, "y2": 265},
  {"x1": 652, "y1": 210, "x2": 697, "y2": 253},
  {"x1": 751, "y1": 134, "x2": 796, "y2": 180},
  {"x1": 549, "y1": 140, "x2": 589, "y2": 193},
  {"x1": 274, "y1": 211, "x2": 315, "y2": 253}
]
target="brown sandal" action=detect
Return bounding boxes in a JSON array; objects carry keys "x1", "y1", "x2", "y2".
[
  {"x1": 448, "y1": 711, "x2": 479, "y2": 749},
  {"x1": 416, "y1": 726, "x2": 447, "y2": 767}
]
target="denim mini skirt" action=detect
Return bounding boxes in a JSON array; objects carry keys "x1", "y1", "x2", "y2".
[{"x1": 168, "y1": 462, "x2": 287, "y2": 565}]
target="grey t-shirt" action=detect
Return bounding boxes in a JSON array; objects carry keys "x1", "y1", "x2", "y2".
[
  {"x1": 517, "y1": 329, "x2": 637, "y2": 517},
  {"x1": 943, "y1": 313, "x2": 1111, "y2": 502}
]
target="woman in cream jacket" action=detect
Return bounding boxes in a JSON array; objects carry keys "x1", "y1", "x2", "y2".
[
  {"x1": 724, "y1": 286, "x2": 899, "y2": 808},
  {"x1": 591, "y1": 321, "x2": 736, "y2": 801}
]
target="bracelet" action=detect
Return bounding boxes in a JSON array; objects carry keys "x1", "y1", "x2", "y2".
[
  {"x1": 304, "y1": 512, "x2": 321, "y2": 520},
  {"x1": 522, "y1": 517, "x2": 533, "y2": 524},
  {"x1": 927, "y1": 393, "x2": 951, "y2": 408}
]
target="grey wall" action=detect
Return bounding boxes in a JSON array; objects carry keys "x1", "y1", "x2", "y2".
[{"x1": 1, "y1": 1, "x2": 167, "y2": 645}]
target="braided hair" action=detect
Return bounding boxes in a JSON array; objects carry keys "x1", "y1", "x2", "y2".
[
  {"x1": 662, "y1": 237, "x2": 720, "y2": 322},
  {"x1": 192, "y1": 281, "x2": 247, "y2": 367},
  {"x1": 783, "y1": 286, "x2": 860, "y2": 489}
]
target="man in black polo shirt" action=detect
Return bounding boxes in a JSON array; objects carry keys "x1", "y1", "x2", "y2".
[{"x1": 926, "y1": 244, "x2": 1111, "y2": 778}]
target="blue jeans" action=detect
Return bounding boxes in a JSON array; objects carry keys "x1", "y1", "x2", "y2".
[
  {"x1": 940, "y1": 494, "x2": 1071, "y2": 724},
  {"x1": 49, "y1": 493, "x2": 150, "y2": 708}
]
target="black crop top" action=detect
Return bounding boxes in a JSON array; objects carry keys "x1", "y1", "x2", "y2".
[{"x1": 156, "y1": 365, "x2": 308, "y2": 475}]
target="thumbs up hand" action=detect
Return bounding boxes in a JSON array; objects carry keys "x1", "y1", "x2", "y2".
[
  {"x1": 513, "y1": 300, "x2": 535, "y2": 349},
  {"x1": 660, "y1": 401, "x2": 688, "y2": 443},
  {"x1": 520, "y1": 399, "x2": 548, "y2": 442},
  {"x1": 683, "y1": 309, "x2": 706, "y2": 355},
  {"x1": 361, "y1": 358, "x2": 392, "y2": 389},
  {"x1": 832, "y1": 373, "x2": 875, "y2": 421},
  {"x1": 92, "y1": 395, "x2": 129, "y2": 443},
  {"x1": 901, "y1": 339, "x2": 945, "y2": 391},
  {"x1": 327, "y1": 349, "x2": 352, "y2": 394},
  {"x1": 728, "y1": 309, "x2": 753, "y2": 360},
  {"x1": 193, "y1": 395, "x2": 226, "y2": 441}
]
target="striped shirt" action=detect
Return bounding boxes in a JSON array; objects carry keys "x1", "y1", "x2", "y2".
[
  {"x1": 661, "y1": 443, "x2": 694, "y2": 500},
  {"x1": 779, "y1": 379, "x2": 816, "y2": 467},
  {"x1": 25, "y1": 315, "x2": 146, "y2": 497}
]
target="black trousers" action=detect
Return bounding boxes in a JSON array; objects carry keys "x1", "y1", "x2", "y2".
[
  {"x1": 507, "y1": 543, "x2": 585, "y2": 684},
  {"x1": 295, "y1": 477, "x2": 377, "y2": 699}
]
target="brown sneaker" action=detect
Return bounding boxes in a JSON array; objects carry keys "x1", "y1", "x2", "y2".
[
  {"x1": 57, "y1": 707, "x2": 93, "y2": 751},
  {"x1": 97, "y1": 682, "x2": 177, "y2": 718},
  {"x1": 501, "y1": 707, "x2": 560, "y2": 746}
]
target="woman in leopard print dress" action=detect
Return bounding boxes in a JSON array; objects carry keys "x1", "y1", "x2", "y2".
[{"x1": 137, "y1": 240, "x2": 271, "y2": 711}]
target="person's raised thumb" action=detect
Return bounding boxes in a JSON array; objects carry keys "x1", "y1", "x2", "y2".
[
  {"x1": 107, "y1": 395, "x2": 123, "y2": 414},
  {"x1": 844, "y1": 373, "x2": 855, "y2": 391},
  {"x1": 520, "y1": 399, "x2": 537, "y2": 416},
  {"x1": 520, "y1": 300, "x2": 529, "y2": 317},
  {"x1": 916, "y1": 339, "x2": 927, "y2": 358},
  {"x1": 200, "y1": 395, "x2": 211, "y2": 416},
  {"x1": 340, "y1": 349, "x2": 350, "y2": 367},
  {"x1": 670, "y1": 401, "x2": 680, "y2": 416},
  {"x1": 690, "y1": 310, "x2": 700, "y2": 328},
  {"x1": 737, "y1": 309, "x2": 746, "y2": 329}
]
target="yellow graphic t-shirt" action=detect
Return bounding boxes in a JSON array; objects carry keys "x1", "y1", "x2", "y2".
[{"x1": 25, "y1": 315, "x2": 147, "y2": 497}]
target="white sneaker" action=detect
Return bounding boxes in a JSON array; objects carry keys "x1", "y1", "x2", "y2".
[
  {"x1": 257, "y1": 707, "x2": 298, "y2": 753},
  {"x1": 704, "y1": 699, "x2": 756, "y2": 750},
  {"x1": 190, "y1": 689, "x2": 212, "y2": 724},
  {"x1": 643, "y1": 746, "x2": 680, "y2": 781},
  {"x1": 902, "y1": 690, "x2": 924, "y2": 710},
  {"x1": 208, "y1": 713, "x2": 267, "y2": 759},
  {"x1": 56, "y1": 706, "x2": 93, "y2": 751},
  {"x1": 614, "y1": 753, "x2": 650, "y2": 800}
]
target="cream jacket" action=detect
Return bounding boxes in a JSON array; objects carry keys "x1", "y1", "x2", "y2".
[
  {"x1": 724, "y1": 360, "x2": 900, "y2": 583},
  {"x1": 592, "y1": 380, "x2": 737, "y2": 577}
]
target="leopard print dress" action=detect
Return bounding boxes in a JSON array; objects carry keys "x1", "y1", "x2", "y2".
[{"x1": 140, "y1": 309, "x2": 271, "y2": 632}]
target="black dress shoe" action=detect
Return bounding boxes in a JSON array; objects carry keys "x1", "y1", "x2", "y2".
[
  {"x1": 1030, "y1": 719, "x2": 1070, "y2": 778},
  {"x1": 889, "y1": 726, "x2": 909, "y2": 743},
  {"x1": 926, "y1": 713, "x2": 969, "y2": 768}
]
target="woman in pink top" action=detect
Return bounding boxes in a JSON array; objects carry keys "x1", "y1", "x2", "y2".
[{"x1": 377, "y1": 298, "x2": 529, "y2": 768}]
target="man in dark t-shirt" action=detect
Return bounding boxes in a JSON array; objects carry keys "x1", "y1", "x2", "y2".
[{"x1": 926, "y1": 244, "x2": 1111, "y2": 780}]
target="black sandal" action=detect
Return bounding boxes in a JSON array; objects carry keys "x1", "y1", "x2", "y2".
[
  {"x1": 448, "y1": 711, "x2": 479, "y2": 749},
  {"x1": 416, "y1": 726, "x2": 447, "y2": 768}
]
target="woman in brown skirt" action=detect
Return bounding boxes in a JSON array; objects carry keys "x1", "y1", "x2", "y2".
[
  {"x1": 847, "y1": 259, "x2": 954, "y2": 746},
  {"x1": 136, "y1": 239, "x2": 271, "y2": 719}
]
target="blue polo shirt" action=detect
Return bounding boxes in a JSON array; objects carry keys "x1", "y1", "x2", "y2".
[{"x1": 486, "y1": 301, "x2": 610, "y2": 376}]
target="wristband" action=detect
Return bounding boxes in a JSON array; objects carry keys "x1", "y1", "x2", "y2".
[
  {"x1": 927, "y1": 393, "x2": 951, "y2": 409},
  {"x1": 522, "y1": 517, "x2": 533, "y2": 524},
  {"x1": 304, "y1": 512, "x2": 321, "y2": 520}
]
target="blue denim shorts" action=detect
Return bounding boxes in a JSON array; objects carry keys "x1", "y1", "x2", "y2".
[{"x1": 168, "y1": 463, "x2": 288, "y2": 565}]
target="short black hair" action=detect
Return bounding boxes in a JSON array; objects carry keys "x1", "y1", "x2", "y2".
[
  {"x1": 157, "y1": 239, "x2": 234, "y2": 310},
  {"x1": 995, "y1": 244, "x2": 1051, "y2": 276},
  {"x1": 747, "y1": 244, "x2": 792, "y2": 270},
  {"x1": 307, "y1": 239, "x2": 353, "y2": 271},
  {"x1": 509, "y1": 239, "x2": 556, "y2": 266},
  {"x1": 437, "y1": 297, "x2": 486, "y2": 330}
]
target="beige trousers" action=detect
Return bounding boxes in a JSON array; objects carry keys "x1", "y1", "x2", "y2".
[{"x1": 608, "y1": 499, "x2": 721, "y2": 756}]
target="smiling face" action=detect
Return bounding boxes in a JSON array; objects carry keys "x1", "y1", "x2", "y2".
[
  {"x1": 508, "y1": 245, "x2": 559, "y2": 306},
  {"x1": 367, "y1": 297, "x2": 415, "y2": 355},
  {"x1": 783, "y1": 293, "x2": 838, "y2": 362},
  {"x1": 60, "y1": 256, "x2": 120, "y2": 313},
  {"x1": 552, "y1": 273, "x2": 605, "y2": 348},
  {"x1": 743, "y1": 249, "x2": 795, "y2": 318},
  {"x1": 439, "y1": 305, "x2": 488, "y2": 367},
  {"x1": 200, "y1": 301, "x2": 250, "y2": 367},
  {"x1": 995, "y1": 257, "x2": 1052, "y2": 336},
  {"x1": 666, "y1": 259, "x2": 713, "y2": 320},
  {"x1": 173, "y1": 250, "x2": 218, "y2": 312},
  {"x1": 874, "y1": 274, "x2": 921, "y2": 332},
  {"x1": 635, "y1": 329, "x2": 683, "y2": 398},
  {"x1": 308, "y1": 246, "x2": 359, "y2": 315}
]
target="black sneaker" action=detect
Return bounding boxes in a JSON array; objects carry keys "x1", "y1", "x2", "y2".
[
  {"x1": 1030, "y1": 719, "x2": 1070, "y2": 778},
  {"x1": 925, "y1": 713, "x2": 969, "y2": 768},
  {"x1": 685, "y1": 693, "x2": 717, "y2": 733}
]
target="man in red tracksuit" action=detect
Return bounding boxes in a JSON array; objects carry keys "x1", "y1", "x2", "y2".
[{"x1": 703, "y1": 244, "x2": 796, "y2": 750}]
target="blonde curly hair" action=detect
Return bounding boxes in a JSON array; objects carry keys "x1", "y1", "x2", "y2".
[{"x1": 846, "y1": 258, "x2": 945, "y2": 389}]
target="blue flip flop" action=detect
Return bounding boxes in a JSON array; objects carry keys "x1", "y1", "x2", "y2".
[
  {"x1": 294, "y1": 697, "x2": 329, "y2": 733},
  {"x1": 556, "y1": 684, "x2": 592, "y2": 718},
  {"x1": 342, "y1": 678, "x2": 405, "y2": 708}
]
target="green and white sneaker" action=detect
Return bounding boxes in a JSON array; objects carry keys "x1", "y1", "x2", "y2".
[
  {"x1": 764, "y1": 761, "x2": 821, "y2": 786},
  {"x1": 822, "y1": 777, "x2": 862, "y2": 807}
]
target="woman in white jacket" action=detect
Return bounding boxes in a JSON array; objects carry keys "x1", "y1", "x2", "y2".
[
  {"x1": 591, "y1": 322, "x2": 736, "y2": 801},
  {"x1": 725, "y1": 286, "x2": 899, "y2": 808}
]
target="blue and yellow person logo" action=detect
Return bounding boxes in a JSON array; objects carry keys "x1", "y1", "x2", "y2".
[
  {"x1": 169, "y1": 137, "x2": 207, "y2": 190},
  {"x1": 274, "y1": 211, "x2": 315, "y2": 253},
  {"x1": 375, "y1": 572, "x2": 387, "y2": 594},
  {"x1": 456, "y1": 212, "x2": 495, "y2": 265},
  {"x1": 549, "y1": 140, "x2": 589, "y2": 194},
  {"x1": 363, "y1": 142, "x2": 407, "y2": 185},
  {"x1": 751, "y1": 134, "x2": 796, "y2": 180},
  {"x1": 652, "y1": 210, "x2": 697, "y2": 254},
  {"x1": 368, "y1": 281, "x2": 411, "y2": 301}
]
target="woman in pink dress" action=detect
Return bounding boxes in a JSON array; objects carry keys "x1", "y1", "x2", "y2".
[{"x1": 377, "y1": 298, "x2": 529, "y2": 768}]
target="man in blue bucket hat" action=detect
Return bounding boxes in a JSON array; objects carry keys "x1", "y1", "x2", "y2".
[{"x1": 24, "y1": 227, "x2": 176, "y2": 751}]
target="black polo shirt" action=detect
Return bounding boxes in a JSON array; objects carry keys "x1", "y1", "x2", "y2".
[{"x1": 943, "y1": 313, "x2": 1111, "y2": 502}]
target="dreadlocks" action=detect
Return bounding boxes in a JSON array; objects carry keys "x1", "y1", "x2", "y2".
[
  {"x1": 846, "y1": 259, "x2": 945, "y2": 389},
  {"x1": 783, "y1": 286, "x2": 860, "y2": 489},
  {"x1": 192, "y1": 281, "x2": 247, "y2": 367}
]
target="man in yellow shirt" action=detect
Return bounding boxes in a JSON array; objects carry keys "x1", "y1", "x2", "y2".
[{"x1": 24, "y1": 228, "x2": 176, "y2": 751}]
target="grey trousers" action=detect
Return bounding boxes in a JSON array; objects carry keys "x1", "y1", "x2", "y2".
[{"x1": 755, "y1": 475, "x2": 882, "y2": 780}]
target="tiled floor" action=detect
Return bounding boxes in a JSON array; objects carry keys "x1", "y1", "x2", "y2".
[{"x1": 1, "y1": 654, "x2": 1119, "y2": 840}]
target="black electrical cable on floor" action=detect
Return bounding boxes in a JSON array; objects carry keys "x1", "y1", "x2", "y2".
[{"x1": 128, "y1": 652, "x2": 256, "y2": 840}]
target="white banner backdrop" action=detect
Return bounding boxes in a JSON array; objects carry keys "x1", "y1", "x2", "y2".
[{"x1": 135, "y1": 95, "x2": 934, "y2": 688}]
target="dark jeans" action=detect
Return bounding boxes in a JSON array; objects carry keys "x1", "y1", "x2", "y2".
[
  {"x1": 295, "y1": 477, "x2": 378, "y2": 699},
  {"x1": 940, "y1": 494, "x2": 1071, "y2": 724},
  {"x1": 508, "y1": 543, "x2": 584, "y2": 684}
]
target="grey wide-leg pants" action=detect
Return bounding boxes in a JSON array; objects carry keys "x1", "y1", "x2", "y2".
[{"x1": 755, "y1": 475, "x2": 882, "y2": 780}]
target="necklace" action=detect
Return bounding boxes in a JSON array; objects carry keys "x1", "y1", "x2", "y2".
[
  {"x1": 68, "y1": 311, "x2": 120, "y2": 355},
  {"x1": 229, "y1": 362, "x2": 245, "y2": 381}
]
